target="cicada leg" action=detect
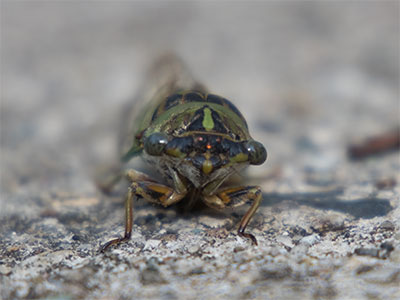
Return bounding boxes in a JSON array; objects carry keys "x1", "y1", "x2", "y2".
[
  {"x1": 100, "y1": 169, "x2": 187, "y2": 252},
  {"x1": 203, "y1": 186, "x2": 262, "y2": 245},
  {"x1": 100, "y1": 187, "x2": 134, "y2": 252}
]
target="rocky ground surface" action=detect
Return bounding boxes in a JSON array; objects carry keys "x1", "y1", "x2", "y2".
[{"x1": 1, "y1": 2, "x2": 399, "y2": 299}]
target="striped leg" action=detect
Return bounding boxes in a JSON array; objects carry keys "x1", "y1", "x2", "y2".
[
  {"x1": 203, "y1": 186, "x2": 262, "y2": 245},
  {"x1": 100, "y1": 169, "x2": 187, "y2": 252}
]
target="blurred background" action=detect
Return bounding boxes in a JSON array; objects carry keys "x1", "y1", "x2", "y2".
[{"x1": 1, "y1": 1, "x2": 398, "y2": 198}]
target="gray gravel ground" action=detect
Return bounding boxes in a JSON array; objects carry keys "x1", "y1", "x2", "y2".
[{"x1": 1, "y1": 2, "x2": 399, "y2": 299}]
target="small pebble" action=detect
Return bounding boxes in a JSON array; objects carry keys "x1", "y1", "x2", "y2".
[
  {"x1": 379, "y1": 242, "x2": 395, "y2": 259},
  {"x1": 276, "y1": 235, "x2": 294, "y2": 249},
  {"x1": 299, "y1": 234, "x2": 321, "y2": 246},
  {"x1": 354, "y1": 247, "x2": 379, "y2": 258},
  {"x1": 143, "y1": 239, "x2": 161, "y2": 251},
  {"x1": 379, "y1": 220, "x2": 395, "y2": 231}
]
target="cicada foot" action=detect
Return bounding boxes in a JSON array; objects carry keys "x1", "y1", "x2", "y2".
[
  {"x1": 100, "y1": 233, "x2": 131, "y2": 253},
  {"x1": 238, "y1": 229, "x2": 258, "y2": 246}
]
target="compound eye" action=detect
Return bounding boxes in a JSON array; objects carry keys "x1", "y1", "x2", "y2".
[
  {"x1": 245, "y1": 140, "x2": 267, "y2": 165},
  {"x1": 144, "y1": 132, "x2": 168, "y2": 156}
]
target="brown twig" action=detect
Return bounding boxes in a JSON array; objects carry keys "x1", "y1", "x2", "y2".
[{"x1": 348, "y1": 127, "x2": 400, "y2": 160}]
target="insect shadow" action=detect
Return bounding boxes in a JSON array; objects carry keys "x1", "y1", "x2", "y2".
[
  {"x1": 105, "y1": 187, "x2": 393, "y2": 222},
  {"x1": 262, "y1": 189, "x2": 393, "y2": 219}
]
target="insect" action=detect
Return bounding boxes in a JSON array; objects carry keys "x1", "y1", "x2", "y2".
[{"x1": 100, "y1": 55, "x2": 267, "y2": 251}]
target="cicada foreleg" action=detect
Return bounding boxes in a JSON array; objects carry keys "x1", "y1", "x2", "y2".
[
  {"x1": 203, "y1": 185, "x2": 262, "y2": 245},
  {"x1": 100, "y1": 169, "x2": 187, "y2": 252}
]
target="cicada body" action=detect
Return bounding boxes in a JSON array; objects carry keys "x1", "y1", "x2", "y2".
[{"x1": 101, "y1": 55, "x2": 267, "y2": 251}]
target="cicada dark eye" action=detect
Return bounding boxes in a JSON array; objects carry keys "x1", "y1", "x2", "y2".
[
  {"x1": 144, "y1": 132, "x2": 168, "y2": 156},
  {"x1": 245, "y1": 140, "x2": 267, "y2": 165}
]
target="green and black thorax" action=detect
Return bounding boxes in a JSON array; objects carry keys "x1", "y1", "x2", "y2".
[{"x1": 124, "y1": 91, "x2": 266, "y2": 190}]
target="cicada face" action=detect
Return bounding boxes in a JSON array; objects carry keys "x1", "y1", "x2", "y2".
[{"x1": 138, "y1": 92, "x2": 267, "y2": 188}]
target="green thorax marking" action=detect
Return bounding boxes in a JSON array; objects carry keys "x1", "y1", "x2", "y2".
[{"x1": 202, "y1": 107, "x2": 214, "y2": 131}]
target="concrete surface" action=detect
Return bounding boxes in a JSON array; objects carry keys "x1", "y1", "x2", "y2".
[{"x1": 1, "y1": 2, "x2": 399, "y2": 299}]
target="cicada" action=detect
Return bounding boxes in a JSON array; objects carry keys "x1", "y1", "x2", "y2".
[{"x1": 100, "y1": 55, "x2": 267, "y2": 251}]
